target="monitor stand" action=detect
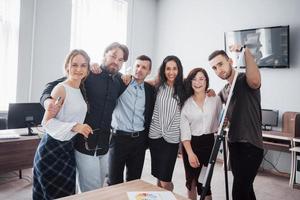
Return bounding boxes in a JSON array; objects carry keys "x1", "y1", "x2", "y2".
[
  {"x1": 20, "y1": 124, "x2": 38, "y2": 136},
  {"x1": 262, "y1": 125, "x2": 273, "y2": 131}
]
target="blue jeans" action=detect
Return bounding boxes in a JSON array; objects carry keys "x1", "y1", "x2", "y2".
[{"x1": 75, "y1": 150, "x2": 108, "y2": 192}]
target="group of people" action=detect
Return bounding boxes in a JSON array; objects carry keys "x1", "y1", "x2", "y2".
[{"x1": 32, "y1": 42, "x2": 263, "y2": 200}]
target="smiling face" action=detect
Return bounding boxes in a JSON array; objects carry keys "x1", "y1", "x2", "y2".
[
  {"x1": 67, "y1": 54, "x2": 89, "y2": 81},
  {"x1": 192, "y1": 71, "x2": 207, "y2": 93},
  {"x1": 209, "y1": 54, "x2": 233, "y2": 80},
  {"x1": 103, "y1": 47, "x2": 125, "y2": 74},
  {"x1": 164, "y1": 60, "x2": 178, "y2": 86}
]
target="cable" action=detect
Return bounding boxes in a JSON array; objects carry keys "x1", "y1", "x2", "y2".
[
  {"x1": 0, "y1": 171, "x2": 19, "y2": 180},
  {"x1": 0, "y1": 171, "x2": 33, "y2": 185},
  {"x1": 263, "y1": 150, "x2": 287, "y2": 175}
]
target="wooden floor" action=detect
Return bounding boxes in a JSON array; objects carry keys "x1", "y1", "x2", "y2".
[{"x1": 1, "y1": 150, "x2": 300, "y2": 200}]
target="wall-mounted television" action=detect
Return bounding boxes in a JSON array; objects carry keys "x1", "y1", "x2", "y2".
[{"x1": 224, "y1": 25, "x2": 289, "y2": 68}]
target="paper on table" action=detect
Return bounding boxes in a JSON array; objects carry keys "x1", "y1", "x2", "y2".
[
  {"x1": 127, "y1": 191, "x2": 177, "y2": 200},
  {"x1": 0, "y1": 130, "x2": 20, "y2": 139}
]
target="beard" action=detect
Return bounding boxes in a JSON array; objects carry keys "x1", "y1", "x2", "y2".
[
  {"x1": 105, "y1": 64, "x2": 120, "y2": 74},
  {"x1": 220, "y1": 67, "x2": 233, "y2": 80}
]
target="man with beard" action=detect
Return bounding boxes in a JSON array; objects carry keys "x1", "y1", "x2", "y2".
[
  {"x1": 208, "y1": 44, "x2": 263, "y2": 200},
  {"x1": 40, "y1": 42, "x2": 129, "y2": 192}
]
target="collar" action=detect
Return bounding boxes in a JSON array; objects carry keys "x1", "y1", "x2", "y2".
[{"x1": 130, "y1": 79, "x2": 144, "y2": 90}]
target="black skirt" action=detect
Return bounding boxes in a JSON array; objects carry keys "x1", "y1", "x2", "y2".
[
  {"x1": 149, "y1": 137, "x2": 179, "y2": 182},
  {"x1": 32, "y1": 134, "x2": 76, "y2": 200},
  {"x1": 182, "y1": 133, "x2": 215, "y2": 195}
]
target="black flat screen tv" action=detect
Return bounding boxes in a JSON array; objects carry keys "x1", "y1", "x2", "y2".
[{"x1": 224, "y1": 25, "x2": 289, "y2": 68}]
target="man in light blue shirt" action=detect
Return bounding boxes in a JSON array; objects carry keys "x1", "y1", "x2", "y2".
[{"x1": 108, "y1": 55, "x2": 156, "y2": 185}]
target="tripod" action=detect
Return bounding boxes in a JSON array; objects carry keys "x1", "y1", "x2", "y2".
[
  {"x1": 200, "y1": 128, "x2": 230, "y2": 200},
  {"x1": 200, "y1": 48, "x2": 244, "y2": 200}
]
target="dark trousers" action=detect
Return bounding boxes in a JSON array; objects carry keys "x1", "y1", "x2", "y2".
[
  {"x1": 229, "y1": 142, "x2": 263, "y2": 200},
  {"x1": 108, "y1": 131, "x2": 148, "y2": 185}
]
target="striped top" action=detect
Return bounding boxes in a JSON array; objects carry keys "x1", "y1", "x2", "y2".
[{"x1": 149, "y1": 84, "x2": 181, "y2": 143}]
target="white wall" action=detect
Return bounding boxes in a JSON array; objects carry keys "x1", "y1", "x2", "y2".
[
  {"x1": 17, "y1": 0, "x2": 72, "y2": 102},
  {"x1": 154, "y1": 0, "x2": 300, "y2": 173},
  {"x1": 126, "y1": 0, "x2": 157, "y2": 76},
  {"x1": 17, "y1": 0, "x2": 157, "y2": 103}
]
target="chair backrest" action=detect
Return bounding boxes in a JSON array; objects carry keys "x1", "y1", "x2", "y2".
[
  {"x1": 282, "y1": 112, "x2": 300, "y2": 137},
  {"x1": 0, "y1": 117, "x2": 7, "y2": 130}
]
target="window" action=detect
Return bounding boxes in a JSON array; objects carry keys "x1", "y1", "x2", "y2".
[
  {"x1": 71, "y1": 0, "x2": 128, "y2": 71},
  {"x1": 0, "y1": 0, "x2": 20, "y2": 111}
]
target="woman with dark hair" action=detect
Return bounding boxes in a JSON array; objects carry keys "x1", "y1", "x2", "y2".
[
  {"x1": 180, "y1": 68, "x2": 222, "y2": 200},
  {"x1": 148, "y1": 55, "x2": 185, "y2": 191}
]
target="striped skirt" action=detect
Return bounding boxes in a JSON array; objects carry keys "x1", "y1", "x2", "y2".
[{"x1": 33, "y1": 134, "x2": 76, "y2": 200}]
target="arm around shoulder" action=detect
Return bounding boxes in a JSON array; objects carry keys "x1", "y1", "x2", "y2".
[
  {"x1": 40, "y1": 77, "x2": 66, "y2": 107},
  {"x1": 42, "y1": 84, "x2": 66, "y2": 124}
]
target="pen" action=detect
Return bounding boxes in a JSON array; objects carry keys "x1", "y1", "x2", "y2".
[{"x1": 55, "y1": 96, "x2": 62, "y2": 105}]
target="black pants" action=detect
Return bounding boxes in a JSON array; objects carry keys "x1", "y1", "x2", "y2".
[
  {"x1": 182, "y1": 134, "x2": 214, "y2": 196},
  {"x1": 229, "y1": 142, "x2": 263, "y2": 200},
  {"x1": 108, "y1": 131, "x2": 148, "y2": 185}
]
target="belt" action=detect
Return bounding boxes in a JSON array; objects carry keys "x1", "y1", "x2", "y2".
[{"x1": 114, "y1": 130, "x2": 144, "y2": 138}]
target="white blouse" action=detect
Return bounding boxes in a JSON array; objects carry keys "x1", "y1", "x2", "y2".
[
  {"x1": 180, "y1": 96, "x2": 222, "y2": 141},
  {"x1": 42, "y1": 83, "x2": 87, "y2": 141}
]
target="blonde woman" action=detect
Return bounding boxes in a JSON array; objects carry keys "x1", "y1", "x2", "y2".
[{"x1": 33, "y1": 49, "x2": 92, "y2": 199}]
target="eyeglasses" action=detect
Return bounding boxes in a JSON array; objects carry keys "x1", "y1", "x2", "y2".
[
  {"x1": 192, "y1": 77, "x2": 206, "y2": 82},
  {"x1": 84, "y1": 128, "x2": 103, "y2": 151},
  {"x1": 37, "y1": 126, "x2": 103, "y2": 151},
  {"x1": 108, "y1": 54, "x2": 124, "y2": 63}
]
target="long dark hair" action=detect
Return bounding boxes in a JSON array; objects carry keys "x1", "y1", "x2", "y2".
[
  {"x1": 157, "y1": 55, "x2": 185, "y2": 107},
  {"x1": 184, "y1": 67, "x2": 209, "y2": 101}
]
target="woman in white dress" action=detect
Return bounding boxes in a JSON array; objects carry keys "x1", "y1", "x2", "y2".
[{"x1": 33, "y1": 49, "x2": 93, "y2": 200}]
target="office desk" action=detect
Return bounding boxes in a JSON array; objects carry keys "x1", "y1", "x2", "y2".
[
  {"x1": 262, "y1": 131, "x2": 295, "y2": 187},
  {"x1": 262, "y1": 130, "x2": 293, "y2": 152},
  {"x1": 0, "y1": 128, "x2": 40, "y2": 177},
  {"x1": 58, "y1": 179, "x2": 189, "y2": 200},
  {"x1": 290, "y1": 137, "x2": 300, "y2": 188}
]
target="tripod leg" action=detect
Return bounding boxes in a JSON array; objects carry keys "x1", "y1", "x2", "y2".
[
  {"x1": 200, "y1": 135, "x2": 222, "y2": 200},
  {"x1": 222, "y1": 136, "x2": 230, "y2": 200}
]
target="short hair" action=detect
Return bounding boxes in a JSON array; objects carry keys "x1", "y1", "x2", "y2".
[
  {"x1": 136, "y1": 55, "x2": 152, "y2": 70},
  {"x1": 104, "y1": 42, "x2": 129, "y2": 61},
  {"x1": 208, "y1": 50, "x2": 229, "y2": 61}
]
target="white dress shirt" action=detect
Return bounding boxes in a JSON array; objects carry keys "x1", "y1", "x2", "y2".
[{"x1": 180, "y1": 96, "x2": 222, "y2": 141}]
